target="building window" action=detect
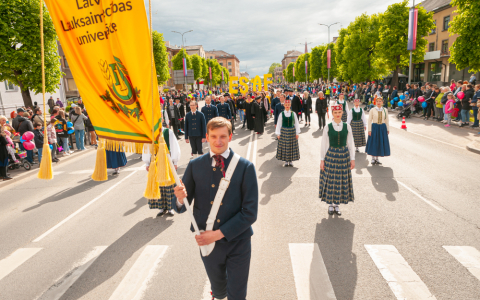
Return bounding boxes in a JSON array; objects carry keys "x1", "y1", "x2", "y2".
[
  {"x1": 443, "y1": 16, "x2": 450, "y2": 31},
  {"x1": 292, "y1": 59, "x2": 296, "y2": 62},
  {"x1": 428, "y1": 62, "x2": 442, "y2": 82},
  {"x1": 413, "y1": 63, "x2": 425, "y2": 83},
  {"x1": 441, "y1": 40, "x2": 449, "y2": 55},
  {"x1": 228, "y1": 62, "x2": 232, "y2": 66},
  {"x1": 229, "y1": 69, "x2": 232, "y2": 73},
  {"x1": 67, "y1": 78, "x2": 78, "y2": 91},
  {"x1": 4, "y1": 80, "x2": 16, "y2": 91},
  {"x1": 429, "y1": 42, "x2": 435, "y2": 52},
  {"x1": 220, "y1": 63, "x2": 223, "y2": 66},
  {"x1": 64, "y1": 56, "x2": 69, "y2": 68},
  {"x1": 430, "y1": 21, "x2": 436, "y2": 34}
]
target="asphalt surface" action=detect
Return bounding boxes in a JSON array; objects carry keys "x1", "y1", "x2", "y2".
[{"x1": 0, "y1": 99, "x2": 479, "y2": 300}]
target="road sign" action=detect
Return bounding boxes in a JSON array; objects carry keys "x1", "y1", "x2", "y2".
[{"x1": 173, "y1": 69, "x2": 195, "y2": 84}]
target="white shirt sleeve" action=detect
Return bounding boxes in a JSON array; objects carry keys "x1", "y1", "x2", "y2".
[
  {"x1": 275, "y1": 112, "x2": 283, "y2": 136},
  {"x1": 347, "y1": 124, "x2": 355, "y2": 161},
  {"x1": 142, "y1": 152, "x2": 152, "y2": 167},
  {"x1": 168, "y1": 129, "x2": 181, "y2": 165},
  {"x1": 346, "y1": 108, "x2": 353, "y2": 124},
  {"x1": 320, "y1": 125, "x2": 330, "y2": 161},
  {"x1": 293, "y1": 112, "x2": 300, "y2": 135},
  {"x1": 345, "y1": 101, "x2": 349, "y2": 111},
  {"x1": 362, "y1": 109, "x2": 367, "y2": 127}
]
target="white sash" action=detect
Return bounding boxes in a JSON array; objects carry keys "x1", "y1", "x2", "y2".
[{"x1": 202, "y1": 153, "x2": 241, "y2": 257}]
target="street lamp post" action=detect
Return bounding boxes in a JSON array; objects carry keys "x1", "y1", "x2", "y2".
[
  {"x1": 172, "y1": 30, "x2": 192, "y2": 92},
  {"x1": 319, "y1": 22, "x2": 339, "y2": 83}
]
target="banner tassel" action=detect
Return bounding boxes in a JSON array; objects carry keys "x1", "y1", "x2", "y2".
[
  {"x1": 144, "y1": 144, "x2": 160, "y2": 199},
  {"x1": 37, "y1": 0, "x2": 53, "y2": 180},
  {"x1": 91, "y1": 141, "x2": 108, "y2": 181},
  {"x1": 156, "y1": 136, "x2": 175, "y2": 186}
]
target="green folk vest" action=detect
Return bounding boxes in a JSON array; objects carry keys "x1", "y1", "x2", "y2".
[
  {"x1": 163, "y1": 128, "x2": 170, "y2": 151},
  {"x1": 282, "y1": 111, "x2": 295, "y2": 128},
  {"x1": 351, "y1": 108, "x2": 363, "y2": 121},
  {"x1": 328, "y1": 123, "x2": 348, "y2": 148},
  {"x1": 337, "y1": 101, "x2": 346, "y2": 112}
]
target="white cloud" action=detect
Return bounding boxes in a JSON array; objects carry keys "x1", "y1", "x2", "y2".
[{"x1": 149, "y1": 0, "x2": 410, "y2": 77}]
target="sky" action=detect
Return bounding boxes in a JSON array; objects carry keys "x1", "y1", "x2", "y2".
[{"x1": 148, "y1": 0, "x2": 417, "y2": 77}]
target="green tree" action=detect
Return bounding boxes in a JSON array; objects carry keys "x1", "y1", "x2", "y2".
[
  {"x1": 310, "y1": 44, "x2": 326, "y2": 81},
  {"x1": 377, "y1": 0, "x2": 434, "y2": 87},
  {"x1": 321, "y1": 43, "x2": 338, "y2": 82},
  {"x1": 294, "y1": 53, "x2": 311, "y2": 83},
  {"x1": 222, "y1": 67, "x2": 230, "y2": 85},
  {"x1": 0, "y1": 0, "x2": 63, "y2": 107},
  {"x1": 286, "y1": 62, "x2": 294, "y2": 83},
  {"x1": 201, "y1": 57, "x2": 209, "y2": 80},
  {"x1": 171, "y1": 48, "x2": 192, "y2": 70},
  {"x1": 190, "y1": 54, "x2": 203, "y2": 81},
  {"x1": 282, "y1": 69, "x2": 287, "y2": 82},
  {"x1": 205, "y1": 59, "x2": 221, "y2": 86},
  {"x1": 268, "y1": 62, "x2": 282, "y2": 76},
  {"x1": 449, "y1": 0, "x2": 480, "y2": 72},
  {"x1": 335, "y1": 28, "x2": 349, "y2": 82},
  {"x1": 152, "y1": 31, "x2": 170, "y2": 85}
]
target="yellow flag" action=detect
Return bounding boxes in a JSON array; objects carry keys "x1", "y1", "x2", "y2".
[{"x1": 44, "y1": 0, "x2": 161, "y2": 149}]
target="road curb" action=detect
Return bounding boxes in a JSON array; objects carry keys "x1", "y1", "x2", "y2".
[
  {"x1": 0, "y1": 148, "x2": 96, "y2": 189},
  {"x1": 466, "y1": 141, "x2": 480, "y2": 155}
]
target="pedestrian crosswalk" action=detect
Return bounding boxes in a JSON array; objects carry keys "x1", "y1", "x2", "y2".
[{"x1": 1, "y1": 244, "x2": 480, "y2": 299}]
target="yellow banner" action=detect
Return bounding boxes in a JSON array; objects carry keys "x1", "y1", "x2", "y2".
[{"x1": 44, "y1": 0, "x2": 161, "y2": 147}]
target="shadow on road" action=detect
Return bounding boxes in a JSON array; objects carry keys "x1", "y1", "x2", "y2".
[
  {"x1": 315, "y1": 217, "x2": 357, "y2": 300},
  {"x1": 58, "y1": 217, "x2": 173, "y2": 300},
  {"x1": 123, "y1": 197, "x2": 147, "y2": 216},
  {"x1": 366, "y1": 166, "x2": 399, "y2": 201},
  {"x1": 258, "y1": 156, "x2": 297, "y2": 205},
  {"x1": 354, "y1": 153, "x2": 369, "y2": 175}
]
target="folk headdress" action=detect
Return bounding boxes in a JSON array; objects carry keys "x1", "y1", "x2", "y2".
[{"x1": 331, "y1": 104, "x2": 343, "y2": 111}]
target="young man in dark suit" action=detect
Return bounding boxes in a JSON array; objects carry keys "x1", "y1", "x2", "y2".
[
  {"x1": 174, "y1": 117, "x2": 258, "y2": 300},
  {"x1": 184, "y1": 100, "x2": 207, "y2": 158},
  {"x1": 201, "y1": 96, "x2": 219, "y2": 125}
]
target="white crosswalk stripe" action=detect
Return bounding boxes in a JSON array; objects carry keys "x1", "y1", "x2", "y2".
[
  {"x1": 365, "y1": 244, "x2": 437, "y2": 300},
  {"x1": 37, "y1": 246, "x2": 108, "y2": 300},
  {"x1": 443, "y1": 246, "x2": 480, "y2": 281},
  {"x1": 201, "y1": 276, "x2": 212, "y2": 300},
  {"x1": 0, "y1": 248, "x2": 42, "y2": 282},
  {"x1": 289, "y1": 243, "x2": 337, "y2": 300},
  {"x1": 108, "y1": 245, "x2": 168, "y2": 300}
]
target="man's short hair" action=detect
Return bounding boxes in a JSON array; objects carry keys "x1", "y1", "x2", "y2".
[
  {"x1": 34, "y1": 122, "x2": 42, "y2": 127},
  {"x1": 207, "y1": 117, "x2": 232, "y2": 135}
]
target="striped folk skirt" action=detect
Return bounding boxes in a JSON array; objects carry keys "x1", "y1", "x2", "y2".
[
  {"x1": 351, "y1": 120, "x2": 366, "y2": 147},
  {"x1": 365, "y1": 123, "x2": 391, "y2": 157},
  {"x1": 276, "y1": 127, "x2": 300, "y2": 162},
  {"x1": 319, "y1": 146, "x2": 354, "y2": 204},
  {"x1": 148, "y1": 184, "x2": 176, "y2": 210},
  {"x1": 341, "y1": 111, "x2": 348, "y2": 122}
]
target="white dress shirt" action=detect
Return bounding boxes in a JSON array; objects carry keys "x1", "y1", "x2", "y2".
[
  {"x1": 275, "y1": 110, "x2": 300, "y2": 136},
  {"x1": 320, "y1": 121, "x2": 355, "y2": 161},
  {"x1": 346, "y1": 106, "x2": 367, "y2": 127},
  {"x1": 142, "y1": 128, "x2": 181, "y2": 166}
]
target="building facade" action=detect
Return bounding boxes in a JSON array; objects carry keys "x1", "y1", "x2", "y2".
[
  {"x1": 413, "y1": 0, "x2": 479, "y2": 86},
  {"x1": 205, "y1": 50, "x2": 241, "y2": 78},
  {"x1": 274, "y1": 66, "x2": 283, "y2": 83},
  {"x1": 240, "y1": 72, "x2": 250, "y2": 79},
  {"x1": 281, "y1": 50, "x2": 302, "y2": 71}
]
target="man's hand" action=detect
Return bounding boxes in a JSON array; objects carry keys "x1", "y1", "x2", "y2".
[
  {"x1": 202, "y1": 138, "x2": 206, "y2": 143},
  {"x1": 320, "y1": 160, "x2": 325, "y2": 171},
  {"x1": 146, "y1": 166, "x2": 149, "y2": 172},
  {"x1": 186, "y1": 139, "x2": 189, "y2": 143},
  {"x1": 174, "y1": 180, "x2": 187, "y2": 205},
  {"x1": 387, "y1": 131, "x2": 389, "y2": 135},
  {"x1": 195, "y1": 230, "x2": 224, "y2": 246},
  {"x1": 351, "y1": 160, "x2": 355, "y2": 170},
  {"x1": 296, "y1": 135, "x2": 299, "y2": 140},
  {"x1": 368, "y1": 131, "x2": 372, "y2": 136},
  {"x1": 364, "y1": 127, "x2": 366, "y2": 131}
]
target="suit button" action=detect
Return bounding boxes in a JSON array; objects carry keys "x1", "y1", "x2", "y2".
[
  {"x1": 217, "y1": 219, "x2": 220, "y2": 223},
  {"x1": 213, "y1": 168, "x2": 216, "y2": 171},
  {"x1": 211, "y1": 184, "x2": 215, "y2": 188}
]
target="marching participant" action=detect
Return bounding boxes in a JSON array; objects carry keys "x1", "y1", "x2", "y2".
[
  {"x1": 251, "y1": 96, "x2": 266, "y2": 134},
  {"x1": 315, "y1": 91, "x2": 328, "y2": 130},
  {"x1": 274, "y1": 93, "x2": 286, "y2": 125},
  {"x1": 336, "y1": 93, "x2": 349, "y2": 122},
  {"x1": 244, "y1": 94, "x2": 255, "y2": 131},
  {"x1": 216, "y1": 96, "x2": 232, "y2": 121},
  {"x1": 365, "y1": 97, "x2": 390, "y2": 165},
  {"x1": 319, "y1": 103, "x2": 355, "y2": 216},
  {"x1": 185, "y1": 100, "x2": 207, "y2": 159},
  {"x1": 275, "y1": 97, "x2": 300, "y2": 167},
  {"x1": 347, "y1": 98, "x2": 367, "y2": 152},
  {"x1": 174, "y1": 117, "x2": 258, "y2": 300},
  {"x1": 106, "y1": 149, "x2": 127, "y2": 175},
  {"x1": 143, "y1": 119, "x2": 181, "y2": 216},
  {"x1": 201, "y1": 96, "x2": 219, "y2": 125}
]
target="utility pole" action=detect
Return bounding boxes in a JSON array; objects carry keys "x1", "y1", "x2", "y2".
[
  {"x1": 319, "y1": 23, "x2": 339, "y2": 83},
  {"x1": 172, "y1": 30, "x2": 192, "y2": 92}
]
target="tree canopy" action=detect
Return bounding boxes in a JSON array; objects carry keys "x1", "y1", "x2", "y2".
[
  {"x1": 190, "y1": 54, "x2": 203, "y2": 81},
  {"x1": 321, "y1": 43, "x2": 338, "y2": 82},
  {"x1": 171, "y1": 48, "x2": 192, "y2": 71},
  {"x1": 294, "y1": 53, "x2": 311, "y2": 83},
  {"x1": 286, "y1": 62, "x2": 294, "y2": 83},
  {"x1": 310, "y1": 45, "x2": 326, "y2": 81},
  {"x1": 152, "y1": 31, "x2": 170, "y2": 85},
  {"x1": 268, "y1": 62, "x2": 281, "y2": 76},
  {"x1": 0, "y1": 0, "x2": 63, "y2": 107}
]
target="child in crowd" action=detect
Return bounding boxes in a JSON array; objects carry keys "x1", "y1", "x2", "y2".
[
  {"x1": 444, "y1": 94, "x2": 456, "y2": 127},
  {"x1": 33, "y1": 123, "x2": 44, "y2": 163},
  {"x1": 46, "y1": 121, "x2": 59, "y2": 162},
  {"x1": 3, "y1": 129, "x2": 18, "y2": 163}
]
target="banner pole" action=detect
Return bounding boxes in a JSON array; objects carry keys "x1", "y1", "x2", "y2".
[{"x1": 408, "y1": 0, "x2": 415, "y2": 85}]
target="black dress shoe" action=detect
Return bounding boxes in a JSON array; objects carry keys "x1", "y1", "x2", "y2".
[
  {"x1": 334, "y1": 206, "x2": 342, "y2": 216},
  {"x1": 156, "y1": 210, "x2": 166, "y2": 217},
  {"x1": 3, "y1": 176, "x2": 13, "y2": 181}
]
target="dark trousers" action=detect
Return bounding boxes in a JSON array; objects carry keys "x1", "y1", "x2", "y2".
[
  {"x1": 231, "y1": 119, "x2": 235, "y2": 132},
  {"x1": 19, "y1": 143, "x2": 33, "y2": 163},
  {"x1": 318, "y1": 112, "x2": 326, "y2": 128},
  {"x1": 304, "y1": 111, "x2": 311, "y2": 123},
  {"x1": 201, "y1": 238, "x2": 251, "y2": 300},
  {"x1": 189, "y1": 136, "x2": 203, "y2": 154},
  {"x1": 473, "y1": 109, "x2": 479, "y2": 126},
  {"x1": 0, "y1": 166, "x2": 7, "y2": 178},
  {"x1": 169, "y1": 118, "x2": 179, "y2": 137},
  {"x1": 424, "y1": 100, "x2": 435, "y2": 117}
]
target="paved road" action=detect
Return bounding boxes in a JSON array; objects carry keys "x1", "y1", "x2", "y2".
[{"x1": 1, "y1": 99, "x2": 480, "y2": 300}]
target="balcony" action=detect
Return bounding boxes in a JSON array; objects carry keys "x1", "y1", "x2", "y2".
[{"x1": 440, "y1": 50, "x2": 450, "y2": 57}]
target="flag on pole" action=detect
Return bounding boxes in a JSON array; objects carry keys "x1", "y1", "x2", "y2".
[
  {"x1": 293, "y1": 66, "x2": 295, "y2": 77},
  {"x1": 305, "y1": 60, "x2": 308, "y2": 74},
  {"x1": 209, "y1": 67, "x2": 212, "y2": 79},
  {"x1": 183, "y1": 57, "x2": 188, "y2": 77},
  {"x1": 407, "y1": 8, "x2": 418, "y2": 51},
  {"x1": 327, "y1": 49, "x2": 331, "y2": 69},
  {"x1": 222, "y1": 70, "x2": 224, "y2": 81}
]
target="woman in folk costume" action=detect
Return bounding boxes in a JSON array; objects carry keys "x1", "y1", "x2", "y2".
[
  {"x1": 336, "y1": 93, "x2": 349, "y2": 122},
  {"x1": 106, "y1": 148, "x2": 127, "y2": 175},
  {"x1": 251, "y1": 96, "x2": 266, "y2": 134},
  {"x1": 276, "y1": 97, "x2": 300, "y2": 167},
  {"x1": 365, "y1": 97, "x2": 390, "y2": 165},
  {"x1": 346, "y1": 98, "x2": 367, "y2": 152},
  {"x1": 319, "y1": 103, "x2": 355, "y2": 216},
  {"x1": 142, "y1": 121, "x2": 181, "y2": 216}
]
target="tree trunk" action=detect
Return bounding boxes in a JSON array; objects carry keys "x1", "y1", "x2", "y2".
[{"x1": 14, "y1": 70, "x2": 33, "y2": 108}]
